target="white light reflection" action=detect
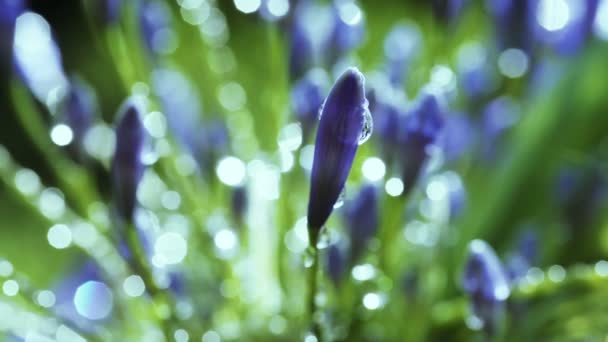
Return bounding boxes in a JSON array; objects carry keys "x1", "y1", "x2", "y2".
[
  {"x1": 498, "y1": 49, "x2": 529, "y2": 78},
  {"x1": 217, "y1": 156, "x2": 246, "y2": 186},
  {"x1": 299, "y1": 145, "x2": 315, "y2": 171},
  {"x1": 537, "y1": 0, "x2": 570, "y2": 32},
  {"x1": 15, "y1": 168, "x2": 41, "y2": 196},
  {"x1": 50, "y1": 124, "x2": 74, "y2": 146},
  {"x1": 73, "y1": 281, "x2": 113, "y2": 320},
  {"x1": 153, "y1": 232, "x2": 188, "y2": 266},
  {"x1": 234, "y1": 0, "x2": 261, "y2": 14},
  {"x1": 14, "y1": 12, "x2": 68, "y2": 107},
  {"x1": 385, "y1": 177, "x2": 404, "y2": 197},
  {"x1": 361, "y1": 157, "x2": 386, "y2": 182},
  {"x1": 595, "y1": 0, "x2": 608, "y2": 40},
  {"x1": 47, "y1": 224, "x2": 72, "y2": 249},
  {"x1": 362, "y1": 292, "x2": 384, "y2": 310}
]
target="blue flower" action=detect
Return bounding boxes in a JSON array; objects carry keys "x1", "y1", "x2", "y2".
[
  {"x1": 60, "y1": 76, "x2": 98, "y2": 147},
  {"x1": 328, "y1": 0, "x2": 365, "y2": 64},
  {"x1": 139, "y1": 0, "x2": 172, "y2": 56},
  {"x1": 398, "y1": 91, "x2": 444, "y2": 195},
  {"x1": 438, "y1": 113, "x2": 475, "y2": 163},
  {"x1": 111, "y1": 99, "x2": 146, "y2": 222},
  {"x1": 326, "y1": 243, "x2": 347, "y2": 287},
  {"x1": 343, "y1": 184, "x2": 378, "y2": 263},
  {"x1": 307, "y1": 67, "x2": 369, "y2": 239},
  {"x1": 462, "y1": 239, "x2": 510, "y2": 335},
  {"x1": 0, "y1": 0, "x2": 22, "y2": 78},
  {"x1": 383, "y1": 22, "x2": 422, "y2": 86},
  {"x1": 291, "y1": 68, "x2": 330, "y2": 140},
  {"x1": 486, "y1": 0, "x2": 536, "y2": 53},
  {"x1": 481, "y1": 96, "x2": 519, "y2": 161}
]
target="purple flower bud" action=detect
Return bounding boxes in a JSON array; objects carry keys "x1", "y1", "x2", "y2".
[
  {"x1": 0, "y1": 0, "x2": 22, "y2": 77},
  {"x1": 536, "y1": 1, "x2": 599, "y2": 55},
  {"x1": 438, "y1": 113, "x2": 475, "y2": 163},
  {"x1": 307, "y1": 67, "x2": 369, "y2": 235},
  {"x1": 481, "y1": 96, "x2": 519, "y2": 161},
  {"x1": 291, "y1": 68, "x2": 330, "y2": 140},
  {"x1": 152, "y1": 68, "x2": 203, "y2": 158},
  {"x1": 432, "y1": 0, "x2": 468, "y2": 25},
  {"x1": 398, "y1": 92, "x2": 444, "y2": 195},
  {"x1": 231, "y1": 186, "x2": 248, "y2": 225},
  {"x1": 343, "y1": 184, "x2": 378, "y2": 263},
  {"x1": 326, "y1": 243, "x2": 347, "y2": 287},
  {"x1": 139, "y1": 0, "x2": 172, "y2": 56},
  {"x1": 383, "y1": 22, "x2": 422, "y2": 86},
  {"x1": 457, "y1": 43, "x2": 496, "y2": 101},
  {"x1": 60, "y1": 76, "x2": 97, "y2": 145},
  {"x1": 111, "y1": 100, "x2": 146, "y2": 222},
  {"x1": 328, "y1": 0, "x2": 365, "y2": 61},
  {"x1": 486, "y1": 0, "x2": 536, "y2": 53},
  {"x1": 462, "y1": 239, "x2": 510, "y2": 335}
]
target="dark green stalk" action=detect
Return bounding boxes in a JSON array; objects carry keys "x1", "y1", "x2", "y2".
[{"x1": 307, "y1": 226, "x2": 321, "y2": 339}]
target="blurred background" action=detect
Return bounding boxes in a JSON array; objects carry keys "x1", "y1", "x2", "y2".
[{"x1": 2, "y1": 0, "x2": 608, "y2": 341}]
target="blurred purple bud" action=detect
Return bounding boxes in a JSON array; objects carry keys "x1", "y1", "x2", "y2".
[
  {"x1": 398, "y1": 92, "x2": 445, "y2": 195},
  {"x1": 432, "y1": 0, "x2": 468, "y2": 25},
  {"x1": 326, "y1": 243, "x2": 347, "y2": 287},
  {"x1": 344, "y1": 184, "x2": 378, "y2": 263},
  {"x1": 307, "y1": 67, "x2": 369, "y2": 235},
  {"x1": 152, "y1": 68, "x2": 203, "y2": 157},
  {"x1": 0, "y1": 0, "x2": 22, "y2": 77},
  {"x1": 438, "y1": 113, "x2": 475, "y2": 163},
  {"x1": 231, "y1": 186, "x2": 248, "y2": 225},
  {"x1": 139, "y1": 0, "x2": 172, "y2": 56},
  {"x1": 329, "y1": 0, "x2": 365, "y2": 61},
  {"x1": 486, "y1": 0, "x2": 536, "y2": 53},
  {"x1": 481, "y1": 96, "x2": 519, "y2": 160},
  {"x1": 291, "y1": 68, "x2": 330, "y2": 140},
  {"x1": 111, "y1": 100, "x2": 146, "y2": 222},
  {"x1": 462, "y1": 239, "x2": 510, "y2": 335},
  {"x1": 446, "y1": 171, "x2": 467, "y2": 218},
  {"x1": 60, "y1": 76, "x2": 97, "y2": 145},
  {"x1": 457, "y1": 42, "x2": 496, "y2": 101},
  {"x1": 383, "y1": 22, "x2": 422, "y2": 86},
  {"x1": 537, "y1": 1, "x2": 599, "y2": 55}
]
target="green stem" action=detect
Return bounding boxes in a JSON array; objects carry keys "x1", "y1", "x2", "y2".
[{"x1": 307, "y1": 226, "x2": 321, "y2": 339}]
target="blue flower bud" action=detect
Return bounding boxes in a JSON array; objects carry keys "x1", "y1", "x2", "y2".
[
  {"x1": 231, "y1": 186, "x2": 248, "y2": 225},
  {"x1": 111, "y1": 100, "x2": 146, "y2": 222},
  {"x1": 0, "y1": 0, "x2": 22, "y2": 78},
  {"x1": 383, "y1": 22, "x2": 422, "y2": 86},
  {"x1": 326, "y1": 243, "x2": 347, "y2": 287},
  {"x1": 481, "y1": 96, "x2": 519, "y2": 161},
  {"x1": 431, "y1": 0, "x2": 468, "y2": 25},
  {"x1": 328, "y1": 0, "x2": 365, "y2": 62},
  {"x1": 536, "y1": 1, "x2": 599, "y2": 55},
  {"x1": 307, "y1": 67, "x2": 369, "y2": 236},
  {"x1": 343, "y1": 184, "x2": 378, "y2": 263},
  {"x1": 486, "y1": 0, "x2": 536, "y2": 53},
  {"x1": 505, "y1": 229, "x2": 538, "y2": 282},
  {"x1": 152, "y1": 68, "x2": 204, "y2": 158},
  {"x1": 291, "y1": 68, "x2": 330, "y2": 140},
  {"x1": 438, "y1": 113, "x2": 475, "y2": 163},
  {"x1": 139, "y1": 0, "x2": 172, "y2": 56},
  {"x1": 60, "y1": 76, "x2": 97, "y2": 145},
  {"x1": 398, "y1": 92, "x2": 444, "y2": 195},
  {"x1": 462, "y1": 239, "x2": 510, "y2": 335}
]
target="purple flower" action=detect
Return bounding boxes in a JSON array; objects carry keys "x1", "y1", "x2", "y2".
[
  {"x1": 326, "y1": 243, "x2": 347, "y2": 287},
  {"x1": 462, "y1": 239, "x2": 510, "y2": 335},
  {"x1": 398, "y1": 92, "x2": 445, "y2": 195},
  {"x1": 438, "y1": 113, "x2": 475, "y2": 163},
  {"x1": 343, "y1": 184, "x2": 378, "y2": 263},
  {"x1": 328, "y1": 0, "x2": 365, "y2": 63},
  {"x1": 139, "y1": 0, "x2": 172, "y2": 56},
  {"x1": 307, "y1": 67, "x2": 369, "y2": 239},
  {"x1": 383, "y1": 22, "x2": 422, "y2": 86},
  {"x1": 291, "y1": 68, "x2": 330, "y2": 140},
  {"x1": 0, "y1": 0, "x2": 22, "y2": 77},
  {"x1": 505, "y1": 229, "x2": 538, "y2": 282},
  {"x1": 481, "y1": 96, "x2": 519, "y2": 161},
  {"x1": 432, "y1": 0, "x2": 468, "y2": 25},
  {"x1": 60, "y1": 76, "x2": 97, "y2": 146},
  {"x1": 486, "y1": 0, "x2": 536, "y2": 53},
  {"x1": 457, "y1": 42, "x2": 496, "y2": 101},
  {"x1": 111, "y1": 99, "x2": 146, "y2": 222},
  {"x1": 231, "y1": 186, "x2": 248, "y2": 226}
]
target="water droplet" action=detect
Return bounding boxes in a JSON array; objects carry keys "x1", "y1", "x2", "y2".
[
  {"x1": 358, "y1": 108, "x2": 373, "y2": 145},
  {"x1": 316, "y1": 228, "x2": 331, "y2": 250},
  {"x1": 303, "y1": 247, "x2": 315, "y2": 268},
  {"x1": 333, "y1": 188, "x2": 346, "y2": 209}
]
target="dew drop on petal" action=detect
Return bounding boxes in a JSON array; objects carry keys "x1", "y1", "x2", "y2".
[
  {"x1": 333, "y1": 188, "x2": 346, "y2": 209},
  {"x1": 358, "y1": 108, "x2": 373, "y2": 145}
]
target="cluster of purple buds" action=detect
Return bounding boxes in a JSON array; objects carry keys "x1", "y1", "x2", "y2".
[{"x1": 462, "y1": 239, "x2": 510, "y2": 335}]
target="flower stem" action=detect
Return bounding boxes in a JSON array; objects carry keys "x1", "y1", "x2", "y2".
[{"x1": 307, "y1": 226, "x2": 321, "y2": 339}]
